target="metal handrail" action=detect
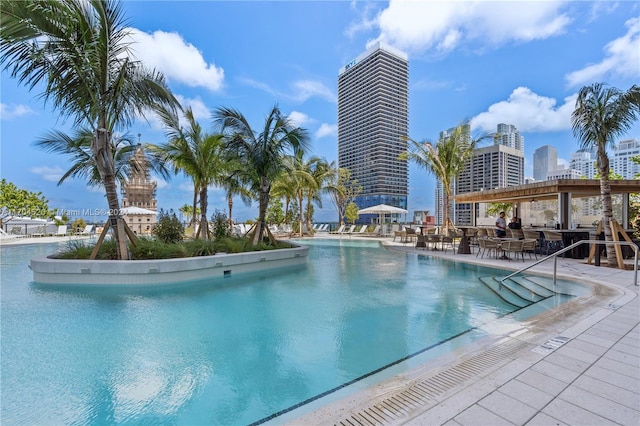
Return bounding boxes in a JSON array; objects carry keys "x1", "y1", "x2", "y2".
[{"x1": 500, "y1": 239, "x2": 638, "y2": 287}]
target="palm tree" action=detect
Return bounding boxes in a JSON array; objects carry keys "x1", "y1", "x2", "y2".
[
  {"x1": 1, "y1": 0, "x2": 177, "y2": 259},
  {"x1": 282, "y1": 153, "x2": 317, "y2": 237},
  {"x1": 150, "y1": 106, "x2": 224, "y2": 239},
  {"x1": 325, "y1": 166, "x2": 361, "y2": 226},
  {"x1": 218, "y1": 158, "x2": 253, "y2": 230},
  {"x1": 35, "y1": 128, "x2": 170, "y2": 189},
  {"x1": 270, "y1": 172, "x2": 297, "y2": 225},
  {"x1": 214, "y1": 105, "x2": 310, "y2": 245},
  {"x1": 304, "y1": 157, "x2": 332, "y2": 232},
  {"x1": 402, "y1": 123, "x2": 482, "y2": 233},
  {"x1": 571, "y1": 83, "x2": 640, "y2": 266}
]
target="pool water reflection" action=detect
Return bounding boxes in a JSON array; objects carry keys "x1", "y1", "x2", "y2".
[{"x1": 1, "y1": 239, "x2": 579, "y2": 425}]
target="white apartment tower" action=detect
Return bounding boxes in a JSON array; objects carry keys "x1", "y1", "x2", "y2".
[
  {"x1": 570, "y1": 150, "x2": 596, "y2": 179},
  {"x1": 533, "y1": 145, "x2": 558, "y2": 181},
  {"x1": 338, "y1": 42, "x2": 409, "y2": 219},
  {"x1": 496, "y1": 123, "x2": 524, "y2": 152},
  {"x1": 613, "y1": 138, "x2": 640, "y2": 179},
  {"x1": 455, "y1": 143, "x2": 524, "y2": 225}
]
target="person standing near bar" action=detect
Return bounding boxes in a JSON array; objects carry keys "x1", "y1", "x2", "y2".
[{"x1": 495, "y1": 211, "x2": 507, "y2": 237}]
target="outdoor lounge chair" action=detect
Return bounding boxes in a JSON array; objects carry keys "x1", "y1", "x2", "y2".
[
  {"x1": 31, "y1": 225, "x2": 46, "y2": 237},
  {"x1": 331, "y1": 224, "x2": 345, "y2": 234},
  {"x1": 0, "y1": 228, "x2": 18, "y2": 241},
  {"x1": 54, "y1": 225, "x2": 68, "y2": 236},
  {"x1": 9, "y1": 226, "x2": 27, "y2": 238},
  {"x1": 76, "y1": 225, "x2": 94, "y2": 236},
  {"x1": 355, "y1": 225, "x2": 368, "y2": 234},
  {"x1": 365, "y1": 225, "x2": 381, "y2": 236},
  {"x1": 342, "y1": 225, "x2": 356, "y2": 234}
]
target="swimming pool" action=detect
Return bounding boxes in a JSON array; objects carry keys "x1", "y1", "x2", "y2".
[{"x1": 1, "y1": 239, "x2": 580, "y2": 424}]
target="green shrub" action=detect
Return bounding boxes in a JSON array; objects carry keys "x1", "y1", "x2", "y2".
[
  {"x1": 210, "y1": 209, "x2": 230, "y2": 241},
  {"x1": 130, "y1": 237, "x2": 188, "y2": 259},
  {"x1": 50, "y1": 234, "x2": 293, "y2": 260},
  {"x1": 184, "y1": 239, "x2": 216, "y2": 257},
  {"x1": 152, "y1": 209, "x2": 184, "y2": 244}
]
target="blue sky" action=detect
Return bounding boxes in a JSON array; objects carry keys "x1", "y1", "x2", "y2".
[{"x1": 1, "y1": 1, "x2": 639, "y2": 223}]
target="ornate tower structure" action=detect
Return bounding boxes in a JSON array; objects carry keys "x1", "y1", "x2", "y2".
[{"x1": 121, "y1": 143, "x2": 157, "y2": 234}]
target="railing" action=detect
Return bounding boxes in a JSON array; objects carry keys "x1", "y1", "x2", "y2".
[{"x1": 501, "y1": 240, "x2": 638, "y2": 287}]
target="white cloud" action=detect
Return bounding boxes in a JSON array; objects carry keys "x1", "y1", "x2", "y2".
[
  {"x1": 154, "y1": 180, "x2": 170, "y2": 190},
  {"x1": 373, "y1": 0, "x2": 571, "y2": 54},
  {"x1": 565, "y1": 16, "x2": 640, "y2": 87},
  {"x1": 315, "y1": 123, "x2": 338, "y2": 139},
  {"x1": 1, "y1": 103, "x2": 34, "y2": 120},
  {"x1": 292, "y1": 80, "x2": 336, "y2": 103},
  {"x1": 287, "y1": 111, "x2": 314, "y2": 128},
  {"x1": 128, "y1": 28, "x2": 224, "y2": 92},
  {"x1": 557, "y1": 158, "x2": 570, "y2": 169},
  {"x1": 179, "y1": 182, "x2": 194, "y2": 193},
  {"x1": 470, "y1": 87, "x2": 577, "y2": 133},
  {"x1": 239, "y1": 77, "x2": 335, "y2": 103},
  {"x1": 143, "y1": 95, "x2": 212, "y2": 131},
  {"x1": 30, "y1": 166, "x2": 64, "y2": 183}
]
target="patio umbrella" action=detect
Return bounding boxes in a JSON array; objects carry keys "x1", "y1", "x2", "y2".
[{"x1": 358, "y1": 204, "x2": 408, "y2": 234}]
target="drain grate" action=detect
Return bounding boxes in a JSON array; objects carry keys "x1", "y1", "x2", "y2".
[
  {"x1": 335, "y1": 338, "x2": 531, "y2": 425},
  {"x1": 532, "y1": 336, "x2": 570, "y2": 355}
]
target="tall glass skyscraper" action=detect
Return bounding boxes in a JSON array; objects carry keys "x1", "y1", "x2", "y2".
[
  {"x1": 337, "y1": 42, "x2": 409, "y2": 218},
  {"x1": 533, "y1": 145, "x2": 557, "y2": 181}
]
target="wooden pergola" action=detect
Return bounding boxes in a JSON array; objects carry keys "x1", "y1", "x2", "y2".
[{"x1": 453, "y1": 179, "x2": 639, "y2": 229}]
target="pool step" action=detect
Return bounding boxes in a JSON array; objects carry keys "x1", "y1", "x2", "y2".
[{"x1": 479, "y1": 275, "x2": 562, "y2": 308}]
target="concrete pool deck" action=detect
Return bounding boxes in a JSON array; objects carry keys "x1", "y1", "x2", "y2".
[{"x1": 290, "y1": 234, "x2": 639, "y2": 425}]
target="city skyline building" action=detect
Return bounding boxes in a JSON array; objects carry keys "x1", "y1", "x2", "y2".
[
  {"x1": 337, "y1": 42, "x2": 409, "y2": 222},
  {"x1": 495, "y1": 123, "x2": 524, "y2": 152},
  {"x1": 533, "y1": 145, "x2": 558, "y2": 181},
  {"x1": 454, "y1": 143, "x2": 524, "y2": 224},
  {"x1": 613, "y1": 138, "x2": 640, "y2": 179}
]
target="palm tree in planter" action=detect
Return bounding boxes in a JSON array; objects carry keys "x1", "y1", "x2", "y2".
[
  {"x1": 150, "y1": 106, "x2": 224, "y2": 240},
  {"x1": 1, "y1": 0, "x2": 178, "y2": 259},
  {"x1": 214, "y1": 105, "x2": 309, "y2": 245},
  {"x1": 282, "y1": 153, "x2": 318, "y2": 237},
  {"x1": 571, "y1": 83, "x2": 640, "y2": 267},
  {"x1": 218, "y1": 158, "x2": 253, "y2": 231}
]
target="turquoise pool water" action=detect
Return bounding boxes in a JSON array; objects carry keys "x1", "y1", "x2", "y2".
[{"x1": 1, "y1": 240, "x2": 576, "y2": 425}]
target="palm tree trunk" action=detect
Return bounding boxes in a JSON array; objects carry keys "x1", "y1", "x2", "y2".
[
  {"x1": 305, "y1": 191, "x2": 313, "y2": 234},
  {"x1": 298, "y1": 192, "x2": 304, "y2": 237},
  {"x1": 92, "y1": 122, "x2": 128, "y2": 260},
  {"x1": 191, "y1": 188, "x2": 198, "y2": 229},
  {"x1": 252, "y1": 177, "x2": 275, "y2": 245},
  {"x1": 199, "y1": 186, "x2": 208, "y2": 240},
  {"x1": 227, "y1": 193, "x2": 234, "y2": 230},
  {"x1": 443, "y1": 190, "x2": 451, "y2": 234},
  {"x1": 598, "y1": 153, "x2": 617, "y2": 266}
]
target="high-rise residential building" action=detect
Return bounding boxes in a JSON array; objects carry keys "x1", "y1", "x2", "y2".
[
  {"x1": 533, "y1": 145, "x2": 557, "y2": 181},
  {"x1": 570, "y1": 150, "x2": 596, "y2": 179},
  {"x1": 337, "y1": 42, "x2": 409, "y2": 220},
  {"x1": 454, "y1": 144, "x2": 524, "y2": 224},
  {"x1": 547, "y1": 167, "x2": 582, "y2": 180},
  {"x1": 613, "y1": 138, "x2": 640, "y2": 179},
  {"x1": 495, "y1": 123, "x2": 524, "y2": 152}
]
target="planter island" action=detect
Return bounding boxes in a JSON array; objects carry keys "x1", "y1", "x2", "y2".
[{"x1": 30, "y1": 244, "x2": 309, "y2": 286}]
